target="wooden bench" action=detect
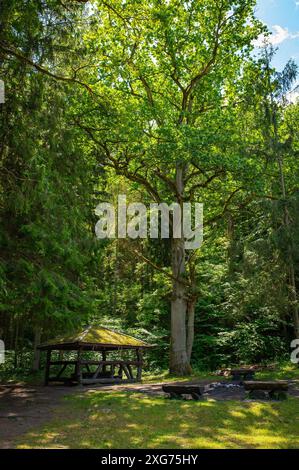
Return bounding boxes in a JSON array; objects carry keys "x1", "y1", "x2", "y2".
[
  {"x1": 244, "y1": 381, "x2": 288, "y2": 400},
  {"x1": 230, "y1": 368, "x2": 255, "y2": 382},
  {"x1": 162, "y1": 385, "x2": 202, "y2": 400}
]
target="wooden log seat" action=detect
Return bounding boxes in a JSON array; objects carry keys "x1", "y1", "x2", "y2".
[
  {"x1": 244, "y1": 381, "x2": 289, "y2": 400},
  {"x1": 162, "y1": 384, "x2": 202, "y2": 400},
  {"x1": 230, "y1": 368, "x2": 255, "y2": 382}
]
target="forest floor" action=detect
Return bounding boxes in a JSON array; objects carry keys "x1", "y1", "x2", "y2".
[{"x1": 0, "y1": 366, "x2": 299, "y2": 449}]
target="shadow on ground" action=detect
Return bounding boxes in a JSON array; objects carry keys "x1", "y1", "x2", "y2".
[{"x1": 1, "y1": 378, "x2": 299, "y2": 448}]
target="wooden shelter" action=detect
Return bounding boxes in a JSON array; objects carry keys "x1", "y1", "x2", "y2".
[{"x1": 38, "y1": 325, "x2": 152, "y2": 385}]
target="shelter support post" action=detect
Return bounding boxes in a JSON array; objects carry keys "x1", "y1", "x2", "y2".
[
  {"x1": 76, "y1": 348, "x2": 82, "y2": 385},
  {"x1": 136, "y1": 348, "x2": 143, "y2": 381},
  {"x1": 45, "y1": 349, "x2": 51, "y2": 386}
]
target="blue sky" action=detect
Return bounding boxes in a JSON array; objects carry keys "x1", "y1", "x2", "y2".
[{"x1": 255, "y1": 0, "x2": 299, "y2": 70}]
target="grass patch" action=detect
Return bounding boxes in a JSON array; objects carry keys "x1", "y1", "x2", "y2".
[
  {"x1": 142, "y1": 369, "x2": 217, "y2": 383},
  {"x1": 255, "y1": 362, "x2": 299, "y2": 381},
  {"x1": 142, "y1": 362, "x2": 299, "y2": 384},
  {"x1": 16, "y1": 391, "x2": 299, "y2": 449}
]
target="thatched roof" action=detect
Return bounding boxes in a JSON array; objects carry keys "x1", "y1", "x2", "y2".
[{"x1": 38, "y1": 325, "x2": 151, "y2": 351}]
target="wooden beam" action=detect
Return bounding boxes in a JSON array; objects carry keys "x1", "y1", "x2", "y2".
[
  {"x1": 81, "y1": 378, "x2": 136, "y2": 385},
  {"x1": 122, "y1": 364, "x2": 131, "y2": 380},
  {"x1": 76, "y1": 348, "x2": 82, "y2": 385},
  {"x1": 136, "y1": 348, "x2": 143, "y2": 381},
  {"x1": 118, "y1": 364, "x2": 124, "y2": 379},
  {"x1": 80, "y1": 360, "x2": 142, "y2": 366},
  {"x1": 82, "y1": 378, "x2": 124, "y2": 385},
  {"x1": 49, "y1": 360, "x2": 77, "y2": 365},
  {"x1": 93, "y1": 363, "x2": 103, "y2": 379},
  {"x1": 56, "y1": 363, "x2": 68, "y2": 379},
  {"x1": 45, "y1": 349, "x2": 51, "y2": 386}
]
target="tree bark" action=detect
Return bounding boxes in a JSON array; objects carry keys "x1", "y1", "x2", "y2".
[
  {"x1": 170, "y1": 237, "x2": 191, "y2": 375},
  {"x1": 169, "y1": 164, "x2": 192, "y2": 375},
  {"x1": 186, "y1": 298, "x2": 196, "y2": 362},
  {"x1": 32, "y1": 326, "x2": 42, "y2": 371}
]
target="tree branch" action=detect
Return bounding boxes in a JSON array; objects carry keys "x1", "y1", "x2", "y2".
[
  {"x1": 131, "y1": 248, "x2": 191, "y2": 287},
  {"x1": 0, "y1": 41, "x2": 98, "y2": 97}
]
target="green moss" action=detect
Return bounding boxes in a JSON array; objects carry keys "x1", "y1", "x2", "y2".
[{"x1": 40, "y1": 325, "x2": 149, "y2": 348}]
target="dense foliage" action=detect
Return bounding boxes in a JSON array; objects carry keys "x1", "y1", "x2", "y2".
[{"x1": 0, "y1": 0, "x2": 298, "y2": 377}]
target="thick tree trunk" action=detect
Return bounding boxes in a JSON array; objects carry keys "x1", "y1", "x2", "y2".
[
  {"x1": 186, "y1": 298, "x2": 196, "y2": 362},
  {"x1": 169, "y1": 164, "x2": 192, "y2": 375},
  {"x1": 170, "y1": 238, "x2": 191, "y2": 375}
]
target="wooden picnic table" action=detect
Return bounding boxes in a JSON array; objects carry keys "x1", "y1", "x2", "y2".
[{"x1": 230, "y1": 368, "x2": 255, "y2": 381}]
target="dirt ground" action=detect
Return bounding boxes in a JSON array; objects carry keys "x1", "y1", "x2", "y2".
[{"x1": 1, "y1": 378, "x2": 298, "y2": 449}]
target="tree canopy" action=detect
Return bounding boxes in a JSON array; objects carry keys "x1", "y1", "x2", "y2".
[{"x1": 0, "y1": 0, "x2": 298, "y2": 376}]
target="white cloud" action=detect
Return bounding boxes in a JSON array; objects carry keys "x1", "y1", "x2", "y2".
[
  {"x1": 271, "y1": 25, "x2": 294, "y2": 45},
  {"x1": 253, "y1": 25, "x2": 299, "y2": 48},
  {"x1": 286, "y1": 88, "x2": 299, "y2": 104}
]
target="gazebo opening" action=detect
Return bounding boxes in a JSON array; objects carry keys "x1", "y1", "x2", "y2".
[{"x1": 38, "y1": 325, "x2": 152, "y2": 385}]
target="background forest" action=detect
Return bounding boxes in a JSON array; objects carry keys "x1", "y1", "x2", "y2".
[{"x1": 1, "y1": 0, "x2": 299, "y2": 378}]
